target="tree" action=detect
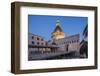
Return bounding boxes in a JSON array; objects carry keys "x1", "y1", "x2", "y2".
[
  {"x1": 80, "y1": 40, "x2": 88, "y2": 58},
  {"x1": 83, "y1": 24, "x2": 88, "y2": 38},
  {"x1": 80, "y1": 24, "x2": 88, "y2": 58}
]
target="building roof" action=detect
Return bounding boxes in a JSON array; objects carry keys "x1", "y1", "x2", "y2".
[{"x1": 28, "y1": 32, "x2": 44, "y2": 39}]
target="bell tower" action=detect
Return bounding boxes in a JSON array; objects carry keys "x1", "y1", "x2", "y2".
[{"x1": 51, "y1": 20, "x2": 65, "y2": 40}]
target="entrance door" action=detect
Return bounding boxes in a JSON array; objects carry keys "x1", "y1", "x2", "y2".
[{"x1": 66, "y1": 44, "x2": 69, "y2": 52}]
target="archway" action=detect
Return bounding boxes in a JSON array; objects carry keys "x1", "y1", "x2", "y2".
[{"x1": 66, "y1": 44, "x2": 69, "y2": 52}]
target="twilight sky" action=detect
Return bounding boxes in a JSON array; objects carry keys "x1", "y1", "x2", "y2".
[{"x1": 28, "y1": 15, "x2": 88, "y2": 41}]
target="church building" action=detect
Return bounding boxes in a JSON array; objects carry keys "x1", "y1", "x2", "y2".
[{"x1": 49, "y1": 19, "x2": 80, "y2": 53}]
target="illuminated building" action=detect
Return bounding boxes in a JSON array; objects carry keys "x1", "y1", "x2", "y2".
[{"x1": 50, "y1": 19, "x2": 80, "y2": 52}]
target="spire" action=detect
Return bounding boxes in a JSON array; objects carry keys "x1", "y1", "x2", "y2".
[
  {"x1": 51, "y1": 19, "x2": 65, "y2": 40},
  {"x1": 52, "y1": 19, "x2": 63, "y2": 34},
  {"x1": 56, "y1": 19, "x2": 60, "y2": 26}
]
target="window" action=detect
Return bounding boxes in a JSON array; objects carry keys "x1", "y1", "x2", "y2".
[
  {"x1": 32, "y1": 36, "x2": 34, "y2": 39},
  {"x1": 32, "y1": 41, "x2": 34, "y2": 45},
  {"x1": 37, "y1": 37, "x2": 39, "y2": 40},
  {"x1": 74, "y1": 40, "x2": 76, "y2": 43},
  {"x1": 37, "y1": 42, "x2": 40, "y2": 45}
]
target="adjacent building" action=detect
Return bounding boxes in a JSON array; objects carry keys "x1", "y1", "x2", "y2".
[
  {"x1": 28, "y1": 33, "x2": 46, "y2": 46},
  {"x1": 28, "y1": 33, "x2": 58, "y2": 60}
]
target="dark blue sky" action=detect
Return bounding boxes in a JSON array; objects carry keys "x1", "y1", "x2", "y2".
[{"x1": 28, "y1": 15, "x2": 88, "y2": 41}]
